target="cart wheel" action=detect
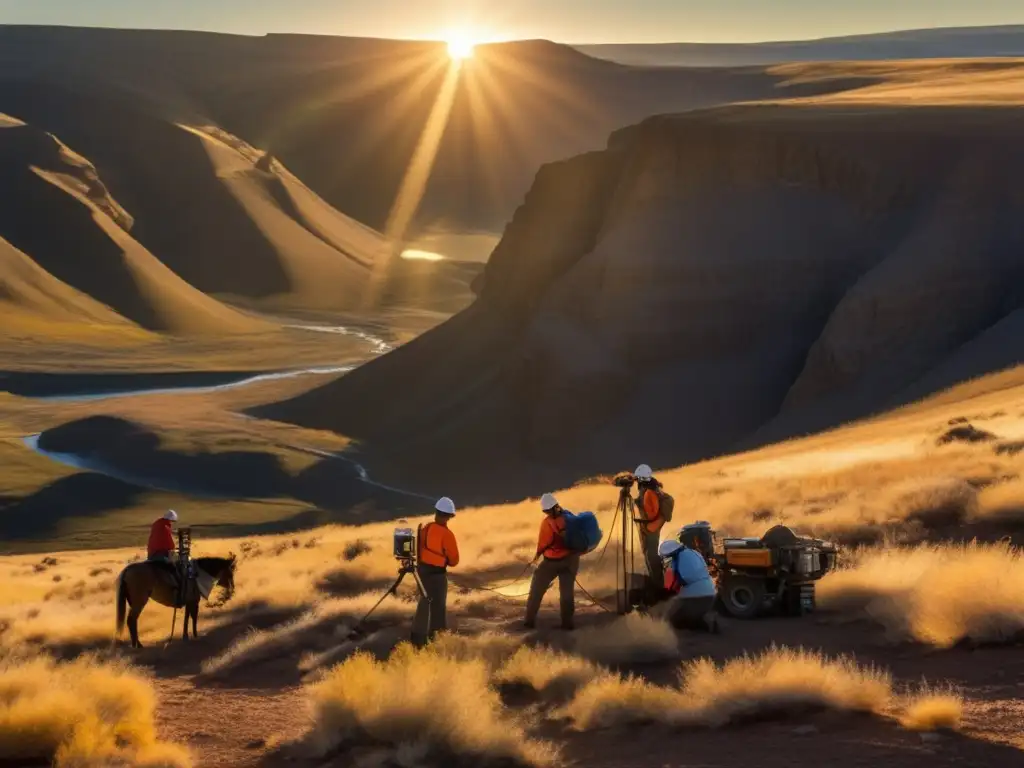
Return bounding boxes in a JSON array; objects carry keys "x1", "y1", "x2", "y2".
[{"x1": 718, "y1": 575, "x2": 766, "y2": 619}]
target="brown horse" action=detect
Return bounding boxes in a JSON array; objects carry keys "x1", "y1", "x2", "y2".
[{"x1": 115, "y1": 555, "x2": 236, "y2": 648}]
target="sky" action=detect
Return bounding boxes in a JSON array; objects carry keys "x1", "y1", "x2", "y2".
[{"x1": 1, "y1": 0, "x2": 1023, "y2": 44}]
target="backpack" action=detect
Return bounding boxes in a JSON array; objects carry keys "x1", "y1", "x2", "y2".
[
  {"x1": 562, "y1": 511, "x2": 603, "y2": 554},
  {"x1": 658, "y1": 490, "x2": 675, "y2": 523}
]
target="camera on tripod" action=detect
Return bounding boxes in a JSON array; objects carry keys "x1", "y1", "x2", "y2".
[
  {"x1": 612, "y1": 471, "x2": 636, "y2": 490},
  {"x1": 393, "y1": 527, "x2": 417, "y2": 571}
]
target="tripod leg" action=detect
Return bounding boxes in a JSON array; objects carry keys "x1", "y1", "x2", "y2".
[
  {"x1": 347, "y1": 570, "x2": 406, "y2": 640},
  {"x1": 618, "y1": 493, "x2": 630, "y2": 614}
]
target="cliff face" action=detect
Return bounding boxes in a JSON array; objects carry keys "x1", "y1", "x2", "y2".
[{"x1": 261, "y1": 103, "x2": 1024, "y2": 499}]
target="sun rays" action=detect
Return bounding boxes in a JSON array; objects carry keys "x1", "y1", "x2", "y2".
[
  {"x1": 250, "y1": 26, "x2": 594, "y2": 309},
  {"x1": 446, "y1": 31, "x2": 478, "y2": 61}
]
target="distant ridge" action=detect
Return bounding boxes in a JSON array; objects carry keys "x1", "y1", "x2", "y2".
[{"x1": 579, "y1": 24, "x2": 1024, "y2": 67}]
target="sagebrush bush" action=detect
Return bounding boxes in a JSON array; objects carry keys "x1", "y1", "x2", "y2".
[
  {"x1": 818, "y1": 542, "x2": 1024, "y2": 647},
  {"x1": 562, "y1": 646, "x2": 945, "y2": 732},
  {"x1": 0, "y1": 653, "x2": 190, "y2": 767},
  {"x1": 307, "y1": 644, "x2": 556, "y2": 767},
  {"x1": 495, "y1": 646, "x2": 604, "y2": 701}
]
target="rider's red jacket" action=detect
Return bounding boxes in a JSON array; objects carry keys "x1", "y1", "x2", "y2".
[{"x1": 148, "y1": 518, "x2": 175, "y2": 557}]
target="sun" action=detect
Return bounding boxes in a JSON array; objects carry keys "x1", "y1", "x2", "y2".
[{"x1": 446, "y1": 31, "x2": 477, "y2": 61}]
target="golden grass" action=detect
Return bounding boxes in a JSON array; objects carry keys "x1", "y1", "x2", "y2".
[
  {"x1": 817, "y1": 542, "x2": 1024, "y2": 647},
  {"x1": 899, "y1": 691, "x2": 964, "y2": 731},
  {"x1": 0, "y1": 653, "x2": 189, "y2": 767},
  {"x1": 976, "y1": 478, "x2": 1024, "y2": 523},
  {"x1": 200, "y1": 592, "x2": 414, "y2": 677},
  {"x1": 307, "y1": 644, "x2": 557, "y2": 767},
  {"x1": 563, "y1": 646, "x2": 895, "y2": 730},
  {"x1": 495, "y1": 646, "x2": 603, "y2": 701},
  {"x1": 571, "y1": 613, "x2": 680, "y2": 665}
]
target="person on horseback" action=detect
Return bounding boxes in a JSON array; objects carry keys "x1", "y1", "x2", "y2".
[{"x1": 148, "y1": 509, "x2": 179, "y2": 575}]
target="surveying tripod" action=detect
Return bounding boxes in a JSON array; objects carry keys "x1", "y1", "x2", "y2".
[
  {"x1": 345, "y1": 556, "x2": 428, "y2": 641},
  {"x1": 613, "y1": 485, "x2": 658, "y2": 614}
]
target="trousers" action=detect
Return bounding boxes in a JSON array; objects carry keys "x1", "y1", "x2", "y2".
[
  {"x1": 525, "y1": 554, "x2": 580, "y2": 626},
  {"x1": 664, "y1": 595, "x2": 717, "y2": 630},
  {"x1": 411, "y1": 564, "x2": 448, "y2": 646},
  {"x1": 640, "y1": 529, "x2": 663, "y2": 584}
]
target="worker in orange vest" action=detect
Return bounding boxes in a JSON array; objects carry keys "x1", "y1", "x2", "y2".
[
  {"x1": 524, "y1": 493, "x2": 578, "y2": 631},
  {"x1": 411, "y1": 497, "x2": 460, "y2": 647},
  {"x1": 633, "y1": 465, "x2": 666, "y2": 584}
]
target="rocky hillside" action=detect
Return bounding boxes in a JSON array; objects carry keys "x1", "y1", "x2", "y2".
[
  {"x1": 0, "y1": 117, "x2": 265, "y2": 334},
  {"x1": 0, "y1": 27, "x2": 856, "y2": 238},
  {"x1": 260, "y1": 64, "x2": 1024, "y2": 499}
]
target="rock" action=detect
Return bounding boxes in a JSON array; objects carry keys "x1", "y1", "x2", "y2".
[
  {"x1": 246, "y1": 739, "x2": 267, "y2": 750},
  {"x1": 920, "y1": 732, "x2": 943, "y2": 744}
]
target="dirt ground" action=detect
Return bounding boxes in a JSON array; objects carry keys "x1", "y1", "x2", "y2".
[{"x1": 138, "y1": 589, "x2": 1024, "y2": 768}]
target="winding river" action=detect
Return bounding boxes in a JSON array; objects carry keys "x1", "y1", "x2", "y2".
[{"x1": 18, "y1": 324, "x2": 431, "y2": 501}]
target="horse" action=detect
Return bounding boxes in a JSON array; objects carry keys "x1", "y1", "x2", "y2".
[{"x1": 115, "y1": 555, "x2": 236, "y2": 648}]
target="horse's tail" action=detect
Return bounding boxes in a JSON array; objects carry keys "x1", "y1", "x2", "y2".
[{"x1": 115, "y1": 569, "x2": 128, "y2": 638}]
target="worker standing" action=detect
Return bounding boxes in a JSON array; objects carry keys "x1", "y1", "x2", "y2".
[
  {"x1": 657, "y1": 538, "x2": 720, "y2": 633},
  {"x1": 633, "y1": 464, "x2": 666, "y2": 584},
  {"x1": 411, "y1": 497, "x2": 460, "y2": 647},
  {"x1": 524, "y1": 493, "x2": 579, "y2": 631}
]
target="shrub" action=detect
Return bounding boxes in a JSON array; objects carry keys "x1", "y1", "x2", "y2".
[
  {"x1": 306, "y1": 644, "x2": 556, "y2": 767},
  {"x1": 0, "y1": 653, "x2": 190, "y2": 767},
  {"x1": 818, "y1": 542, "x2": 1024, "y2": 647},
  {"x1": 561, "y1": 646, "x2": 939, "y2": 732}
]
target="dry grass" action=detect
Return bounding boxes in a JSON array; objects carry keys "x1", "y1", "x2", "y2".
[
  {"x1": 563, "y1": 646, "x2": 895, "y2": 730},
  {"x1": 572, "y1": 613, "x2": 680, "y2": 665},
  {"x1": 976, "y1": 479, "x2": 1024, "y2": 523},
  {"x1": 899, "y1": 690, "x2": 964, "y2": 731},
  {"x1": 200, "y1": 593, "x2": 414, "y2": 677},
  {"x1": 0, "y1": 652, "x2": 189, "y2": 767},
  {"x1": 817, "y1": 542, "x2": 1024, "y2": 647},
  {"x1": 495, "y1": 646, "x2": 603, "y2": 701},
  {"x1": 306, "y1": 643, "x2": 557, "y2": 767}
]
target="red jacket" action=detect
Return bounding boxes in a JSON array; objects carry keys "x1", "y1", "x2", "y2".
[{"x1": 148, "y1": 518, "x2": 175, "y2": 557}]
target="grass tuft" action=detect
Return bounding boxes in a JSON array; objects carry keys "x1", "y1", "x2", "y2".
[
  {"x1": 562, "y1": 646, "x2": 898, "y2": 730},
  {"x1": 307, "y1": 643, "x2": 557, "y2": 767},
  {"x1": 0, "y1": 653, "x2": 190, "y2": 767},
  {"x1": 818, "y1": 542, "x2": 1024, "y2": 647}
]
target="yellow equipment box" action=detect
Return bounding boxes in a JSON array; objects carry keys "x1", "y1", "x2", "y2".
[{"x1": 724, "y1": 548, "x2": 774, "y2": 567}]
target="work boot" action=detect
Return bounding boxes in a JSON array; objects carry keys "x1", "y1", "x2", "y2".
[
  {"x1": 522, "y1": 620, "x2": 536, "y2": 630},
  {"x1": 559, "y1": 621, "x2": 575, "y2": 632}
]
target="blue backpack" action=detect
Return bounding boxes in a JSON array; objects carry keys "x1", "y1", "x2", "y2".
[{"x1": 562, "y1": 511, "x2": 603, "y2": 554}]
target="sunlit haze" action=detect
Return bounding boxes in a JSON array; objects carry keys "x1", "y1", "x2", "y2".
[
  {"x1": 2, "y1": 0, "x2": 1023, "y2": 43},
  {"x1": 446, "y1": 31, "x2": 477, "y2": 60}
]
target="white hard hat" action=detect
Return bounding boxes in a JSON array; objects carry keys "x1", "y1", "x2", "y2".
[
  {"x1": 658, "y1": 539, "x2": 684, "y2": 558},
  {"x1": 434, "y1": 497, "x2": 456, "y2": 516},
  {"x1": 634, "y1": 464, "x2": 653, "y2": 481},
  {"x1": 540, "y1": 493, "x2": 559, "y2": 512},
  {"x1": 164, "y1": 509, "x2": 178, "y2": 522}
]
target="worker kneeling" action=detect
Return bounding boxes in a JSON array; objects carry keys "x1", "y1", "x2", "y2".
[
  {"x1": 524, "y1": 493, "x2": 579, "y2": 630},
  {"x1": 658, "y1": 538, "x2": 720, "y2": 633},
  {"x1": 411, "y1": 497, "x2": 460, "y2": 647}
]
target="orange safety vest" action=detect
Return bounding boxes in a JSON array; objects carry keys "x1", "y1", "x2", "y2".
[
  {"x1": 418, "y1": 522, "x2": 459, "y2": 568},
  {"x1": 537, "y1": 514, "x2": 570, "y2": 560}
]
